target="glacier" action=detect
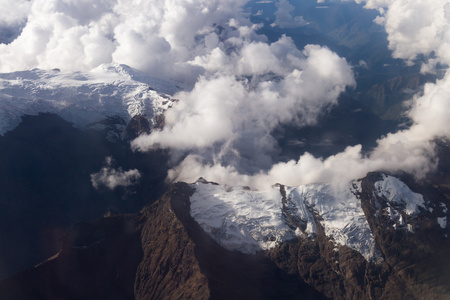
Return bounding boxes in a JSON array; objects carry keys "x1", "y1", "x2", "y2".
[
  {"x1": 0, "y1": 63, "x2": 179, "y2": 135},
  {"x1": 190, "y1": 178, "x2": 382, "y2": 262}
]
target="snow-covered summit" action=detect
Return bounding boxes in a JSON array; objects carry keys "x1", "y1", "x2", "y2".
[
  {"x1": 374, "y1": 174, "x2": 425, "y2": 215},
  {"x1": 0, "y1": 63, "x2": 179, "y2": 135},
  {"x1": 189, "y1": 173, "x2": 450, "y2": 263},
  {"x1": 189, "y1": 178, "x2": 381, "y2": 262},
  {"x1": 190, "y1": 181, "x2": 294, "y2": 255}
]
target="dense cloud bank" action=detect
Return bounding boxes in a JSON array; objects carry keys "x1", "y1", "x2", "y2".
[
  {"x1": 159, "y1": 0, "x2": 450, "y2": 188},
  {"x1": 2, "y1": 0, "x2": 450, "y2": 189}
]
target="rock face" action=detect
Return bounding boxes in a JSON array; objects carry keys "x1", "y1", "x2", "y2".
[
  {"x1": 134, "y1": 184, "x2": 210, "y2": 300},
  {"x1": 0, "y1": 183, "x2": 325, "y2": 299},
  {"x1": 1, "y1": 174, "x2": 449, "y2": 299},
  {"x1": 135, "y1": 183, "x2": 325, "y2": 299},
  {"x1": 360, "y1": 173, "x2": 450, "y2": 299},
  {"x1": 268, "y1": 172, "x2": 450, "y2": 300}
]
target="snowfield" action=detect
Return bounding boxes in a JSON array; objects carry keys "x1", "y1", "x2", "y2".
[
  {"x1": 189, "y1": 174, "x2": 445, "y2": 262},
  {"x1": 190, "y1": 178, "x2": 382, "y2": 262},
  {"x1": 0, "y1": 63, "x2": 178, "y2": 135}
]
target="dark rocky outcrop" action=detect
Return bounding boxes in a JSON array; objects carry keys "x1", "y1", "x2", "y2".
[
  {"x1": 134, "y1": 184, "x2": 210, "y2": 300},
  {"x1": 125, "y1": 115, "x2": 151, "y2": 140},
  {"x1": 359, "y1": 173, "x2": 450, "y2": 299},
  {"x1": 269, "y1": 172, "x2": 450, "y2": 300}
]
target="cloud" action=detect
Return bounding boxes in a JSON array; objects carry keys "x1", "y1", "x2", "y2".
[
  {"x1": 0, "y1": 0, "x2": 249, "y2": 85},
  {"x1": 247, "y1": 0, "x2": 450, "y2": 188},
  {"x1": 147, "y1": 0, "x2": 450, "y2": 189},
  {"x1": 0, "y1": 0, "x2": 32, "y2": 43},
  {"x1": 0, "y1": 0, "x2": 31, "y2": 27},
  {"x1": 3, "y1": 0, "x2": 447, "y2": 190},
  {"x1": 132, "y1": 39, "x2": 355, "y2": 174},
  {"x1": 245, "y1": 0, "x2": 450, "y2": 189},
  {"x1": 271, "y1": 0, "x2": 308, "y2": 28},
  {"x1": 90, "y1": 156, "x2": 141, "y2": 190},
  {"x1": 356, "y1": 0, "x2": 450, "y2": 68},
  {"x1": 167, "y1": 136, "x2": 436, "y2": 190}
]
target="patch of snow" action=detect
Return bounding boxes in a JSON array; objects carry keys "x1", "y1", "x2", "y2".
[
  {"x1": 441, "y1": 202, "x2": 448, "y2": 214},
  {"x1": 438, "y1": 217, "x2": 447, "y2": 229},
  {"x1": 398, "y1": 214, "x2": 405, "y2": 226},
  {"x1": 386, "y1": 207, "x2": 394, "y2": 220},
  {"x1": 0, "y1": 63, "x2": 178, "y2": 135},
  {"x1": 385, "y1": 206, "x2": 405, "y2": 230},
  {"x1": 354, "y1": 180, "x2": 362, "y2": 193},
  {"x1": 374, "y1": 174, "x2": 425, "y2": 215}
]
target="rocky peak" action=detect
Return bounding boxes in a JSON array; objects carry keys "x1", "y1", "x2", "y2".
[{"x1": 1, "y1": 174, "x2": 449, "y2": 299}]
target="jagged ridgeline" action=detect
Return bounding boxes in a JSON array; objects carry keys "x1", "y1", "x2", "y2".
[{"x1": 1, "y1": 174, "x2": 449, "y2": 299}]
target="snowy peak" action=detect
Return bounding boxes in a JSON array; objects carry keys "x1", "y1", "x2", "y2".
[
  {"x1": 366, "y1": 173, "x2": 449, "y2": 234},
  {"x1": 286, "y1": 181, "x2": 380, "y2": 262},
  {"x1": 189, "y1": 173, "x2": 450, "y2": 263},
  {"x1": 189, "y1": 178, "x2": 380, "y2": 262},
  {"x1": 190, "y1": 181, "x2": 292, "y2": 255},
  {"x1": 91, "y1": 64, "x2": 183, "y2": 94},
  {"x1": 374, "y1": 174, "x2": 425, "y2": 215},
  {"x1": 0, "y1": 64, "x2": 178, "y2": 135}
]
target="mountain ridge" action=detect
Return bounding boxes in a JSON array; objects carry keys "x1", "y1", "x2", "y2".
[
  {"x1": 0, "y1": 63, "x2": 178, "y2": 136},
  {"x1": 1, "y1": 172, "x2": 449, "y2": 299}
]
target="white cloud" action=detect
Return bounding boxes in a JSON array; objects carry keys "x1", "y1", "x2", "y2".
[
  {"x1": 0, "y1": 0, "x2": 31, "y2": 27},
  {"x1": 4, "y1": 0, "x2": 447, "y2": 191},
  {"x1": 167, "y1": 134, "x2": 436, "y2": 190},
  {"x1": 357, "y1": 0, "x2": 450, "y2": 68},
  {"x1": 91, "y1": 156, "x2": 141, "y2": 190},
  {"x1": 178, "y1": 0, "x2": 449, "y2": 190},
  {"x1": 0, "y1": 0, "x2": 249, "y2": 84},
  {"x1": 164, "y1": 0, "x2": 450, "y2": 189},
  {"x1": 0, "y1": 0, "x2": 356, "y2": 188},
  {"x1": 271, "y1": 0, "x2": 308, "y2": 28},
  {"x1": 132, "y1": 40, "x2": 355, "y2": 174}
]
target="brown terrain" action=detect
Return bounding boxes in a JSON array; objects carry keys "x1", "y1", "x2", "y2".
[{"x1": 1, "y1": 174, "x2": 449, "y2": 299}]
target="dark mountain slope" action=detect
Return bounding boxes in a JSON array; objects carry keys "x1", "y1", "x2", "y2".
[
  {"x1": 0, "y1": 215, "x2": 143, "y2": 300},
  {"x1": 0, "y1": 113, "x2": 169, "y2": 280},
  {"x1": 2, "y1": 174, "x2": 449, "y2": 299},
  {"x1": 0, "y1": 183, "x2": 326, "y2": 300}
]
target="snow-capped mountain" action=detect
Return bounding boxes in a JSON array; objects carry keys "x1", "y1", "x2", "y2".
[
  {"x1": 0, "y1": 63, "x2": 179, "y2": 135},
  {"x1": 189, "y1": 173, "x2": 448, "y2": 263},
  {"x1": 4, "y1": 172, "x2": 449, "y2": 299}
]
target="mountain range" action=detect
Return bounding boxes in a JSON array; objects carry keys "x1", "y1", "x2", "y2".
[
  {"x1": 1, "y1": 0, "x2": 450, "y2": 299},
  {"x1": 1, "y1": 172, "x2": 449, "y2": 299}
]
